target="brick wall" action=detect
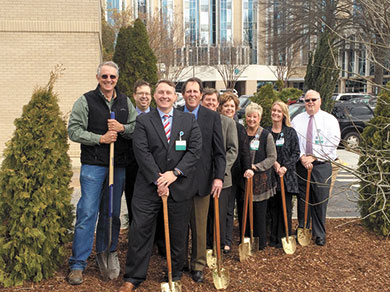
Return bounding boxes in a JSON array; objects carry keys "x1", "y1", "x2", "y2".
[{"x1": 0, "y1": 0, "x2": 102, "y2": 159}]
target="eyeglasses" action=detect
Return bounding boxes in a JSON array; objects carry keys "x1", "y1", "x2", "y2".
[
  {"x1": 101, "y1": 74, "x2": 117, "y2": 80},
  {"x1": 304, "y1": 98, "x2": 318, "y2": 103},
  {"x1": 136, "y1": 92, "x2": 151, "y2": 97}
]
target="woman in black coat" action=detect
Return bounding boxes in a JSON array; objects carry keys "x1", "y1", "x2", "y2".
[
  {"x1": 218, "y1": 92, "x2": 253, "y2": 253},
  {"x1": 266, "y1": 101, "x2": 300, "y2": 248}
]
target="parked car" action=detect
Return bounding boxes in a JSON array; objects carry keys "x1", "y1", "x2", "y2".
[
  {"x1": 236, "y1": 95, "x2": 253, "y2": 119},
  {"x1": 288, "y1": 102, "x2": 374, "y2": 148},
  {"x1": 174, "y1": 92, "x2": 185, "y2": 108},
  {"x1": 332, "y1": 93, "x2": 372, "y2": 102},
  {"x1": 332, "y1": 102, "x2": 374, "y2": 148}
]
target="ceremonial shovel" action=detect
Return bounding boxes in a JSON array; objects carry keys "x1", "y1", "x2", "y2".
[
  {"x1": 297, "y1": 169, "x2": 312, "y2": 246},
  {"x1": 96, "y1": 112, "x2": 120, "y2": 280},
  {"x1": 212, "y1": 196, "x2": 230, "y2": 290},
  {"x1": 280, "y1": 175, "x2": 296, "y2": 254},
  {"x1": 161, "y1": 195, "x2": 182, "y2": 292},
  {"x1": 239, "y1": 177, "x2": 252, "y2": 262}
]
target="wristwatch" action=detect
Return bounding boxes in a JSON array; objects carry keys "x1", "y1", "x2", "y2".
[{"x1": 173, "y1": 168, "x2": 181, "y2": 177}]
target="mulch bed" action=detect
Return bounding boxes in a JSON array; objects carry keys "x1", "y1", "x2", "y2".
[{"x1": 2, "y1": 218, "x2": 390, "y2": 291}]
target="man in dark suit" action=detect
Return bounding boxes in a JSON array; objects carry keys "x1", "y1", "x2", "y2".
[
  {"x1": 179, "y1": 78, "x2": 226, "y2": 283},
  {"x1": 119, "y1": 80, "x2": 202, "y2": 292},
  {"x1": 124, "y1": 80, "x2": 152, "y2": 222}
]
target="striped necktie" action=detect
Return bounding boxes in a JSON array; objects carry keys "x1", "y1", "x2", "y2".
[{"x1": 163, "y1": 114, "x2": 171, "y2": 143}]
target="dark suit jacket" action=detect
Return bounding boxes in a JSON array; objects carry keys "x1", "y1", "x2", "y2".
[
  {"x1": 132, "y1": 108, "x2": 202, "y2": 202},
  {"x1": 178, "y1": 105, "x2": 226, "y2": 196}
]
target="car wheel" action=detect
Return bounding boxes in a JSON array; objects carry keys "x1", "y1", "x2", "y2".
[{"x1": 343, "y1": 131, "x2": 361, "y2": 148}]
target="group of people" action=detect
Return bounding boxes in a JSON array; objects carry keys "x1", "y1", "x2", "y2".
[{"x1": 66, "y1": 61, "x2": 341, "y2": 291}]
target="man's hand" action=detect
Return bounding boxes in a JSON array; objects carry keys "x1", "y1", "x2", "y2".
[
  {"x1": 158, "y1": 184, "x2": 169, "y2": 197},
  {"x1": 99, "y1": 130, "x2": 117, "y2": 144},
  {"x1": 243, "y1": 169, "x2": 254, "y2": 178},
  {"x1": 157, "y1": 171, "x2": 177, "y2": 188},
  {"x1": 108, "y1": 119, "x2": 124, "y2": 133},
  {"x1": 300, "y1": 155, "x2": 314, "y2": 170},
  {"x1": 211, "y1": 178, "x2": 223, "y2": 198}
]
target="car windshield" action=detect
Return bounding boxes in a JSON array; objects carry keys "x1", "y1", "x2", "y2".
[
  {"x1": 239, "y1": 96, "x2": 249, "y2": 107},
  {"x1": 288, "y1": 104, "x2": 305, "y2": 119}
]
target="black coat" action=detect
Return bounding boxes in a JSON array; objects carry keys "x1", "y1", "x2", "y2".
[
  {"x1": 231, "y1": 122, "x2": 251, "y2": 193},
  {"x1": 132, "y1": 109, "x2": 202, "y2": 202},
  {"x1": 267, "y1": 125, "x2": 300, "y2": 194}
]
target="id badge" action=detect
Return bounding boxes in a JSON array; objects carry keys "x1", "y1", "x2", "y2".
[
  {"x1": 276, "y1": 138, "x2": 285, "y2": 146},
  {"x1": 250, "y1": 139, "x2": 259, "y2": 151},
  {"x1": 315, "y1": 135, "x2": 324, "y2": 145},
  {"x1": 175, "y1": 140, "x2": 186, "y2": 151}
]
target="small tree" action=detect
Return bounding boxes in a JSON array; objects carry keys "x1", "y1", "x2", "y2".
[
  {"x1": 101, "y1": 11, "x2": 116, "y2": 61},
  {"x1": 251, "y1": 84, "x2": 278, "y2": 128},
  {"x1": 113, "y1": 18, "x2": 158, "y2": 102},
  {"x1": 358, "y1": 85, "x2": 390, "y2": 236},
  {"x1": 0, "y1": 67, "x2": 74, "y2": 287},
  {"x1": 304, "y1": 31, "x2": 339, "y2": 113}
]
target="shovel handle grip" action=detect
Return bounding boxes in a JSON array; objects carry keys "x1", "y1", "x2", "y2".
[{"x1": 304, "y1": 168, "x2": 312, "y2": 227}]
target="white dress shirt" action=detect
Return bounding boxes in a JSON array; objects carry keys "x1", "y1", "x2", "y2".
[{"x1": 292, "y1": 109, "x2": 340, "y2": 161}]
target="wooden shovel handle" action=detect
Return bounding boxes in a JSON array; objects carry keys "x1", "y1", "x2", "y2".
[
  {"x1": 248, "y1": 176, "x2": 254, "y2": 240},
  {"x1": 162, "y1": 196, "x2": 173, "y2": 284},
  {"x1": 241, "y1": 177, "x2": 251, "y2": 242},
  {"x1": 214, "y1": 196, "x2": 222, "y2": 274},
  {"x1": 280, "y1": 175, "x2": 289, "y2": 243},
  {"x1": 304, "y1": 169, "x2": 312, "y2": 228}
]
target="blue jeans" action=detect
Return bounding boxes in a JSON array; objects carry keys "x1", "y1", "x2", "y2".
[{"x1": 69, "y1": 164, "x2": 125, "y2": 270}]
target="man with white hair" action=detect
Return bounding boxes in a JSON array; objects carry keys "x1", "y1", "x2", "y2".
[{"x1": 292, "y1": 90, "x2": 340, "y2": 246}]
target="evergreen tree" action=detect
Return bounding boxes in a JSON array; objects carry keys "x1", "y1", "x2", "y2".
[
  {"x1": 0, "y1": 68, "x2": 74, "y2": 287},
  {"x1": 357, "y1": 85, "x2": 390, "y2": 236},
  {"x1": 251, "y1": 84, "x2": 278, "y2": 128},
  {"x1": 304, "y1": 31, "x2": 339, "y2": 113},
  {"x1": 113, "y1": 18, "x2": 158, "y2": 103}
]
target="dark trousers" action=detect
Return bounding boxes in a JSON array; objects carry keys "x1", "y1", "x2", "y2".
[
  {"x1": 296, "y1": 162, "x2": 332, "y2": 239},
  {"x1": 124, "y1": 162, "x2": 138, "y2": 223},
  {"x1": 225, "y1": 184, "x2": 239, "y2": 247},
  {"x1": 268, "y1": 191, "x2": 293, "y2": 245},
  {"x1": 125, "y1": 164, "x2": 164, "y2": 251},
  {"x1": 123, "y1": 195, "x2": 192, "y2": 287},
  {"x1": 206, "y1": 187, "x2": 231, "y2": 249}
]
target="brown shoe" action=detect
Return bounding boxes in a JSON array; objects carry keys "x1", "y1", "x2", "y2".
[
  {"x1": 68, "y1": 269, "x2": 83, "y2": 285},
  {"x1": 118, "y1": 282, "x2": 135, "y2": 292}
]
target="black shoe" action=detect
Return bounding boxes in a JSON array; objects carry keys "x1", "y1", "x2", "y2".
[
  {"x1": 191, "y1": 270, "x2": 204, "y2": 283},
  {"x1": 315, "y1": 237, "x2": 326, "y2": 246}
]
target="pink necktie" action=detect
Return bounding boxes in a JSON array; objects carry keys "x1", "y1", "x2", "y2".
[
  {"x1": 306, "y1": 115, "x2": 313, "y2": 155},
  {"x1": 163, "y1": 114, "x2": 171, "y2": 143}
]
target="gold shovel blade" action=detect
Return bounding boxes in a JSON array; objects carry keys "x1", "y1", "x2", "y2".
[
  {"x1": 213, "y1": 267, "x2": 230, "y2": 290},
  {"x1": 239, "y1": 237, "x2": 251, "y2": 262},
  {"x1": 161, "y1": 281, "x2": 182, "y2": 292},
  {"x1": 297, "y1": 228, "x2": 312, "y2": 246},
  {"x1": 281, "y1": 236, "x2": 297, "y2": 254},
  {"x1": 206, "y1": 249, "x2": 217, "y2": 269}
]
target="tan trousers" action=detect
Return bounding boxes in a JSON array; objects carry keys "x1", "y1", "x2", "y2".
[{"x1": 190, "y1": 195, "x2": 210, "y2": 271}]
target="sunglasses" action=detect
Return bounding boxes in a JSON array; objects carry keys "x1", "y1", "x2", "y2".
[
  {"x1": 304, "y1": 98, "x2": 318, "y2": 103},
  {"x1": 101, "y1": 74, "x2": 117, "y2": 80}
]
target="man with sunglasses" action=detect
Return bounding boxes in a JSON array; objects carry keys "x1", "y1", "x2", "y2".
[
  {"x1": 292, "y1": 90, "x2": 340, "y2": 246},
  {"x1": 67, "y1": 61, "x2": 137, "y2": 285}
]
